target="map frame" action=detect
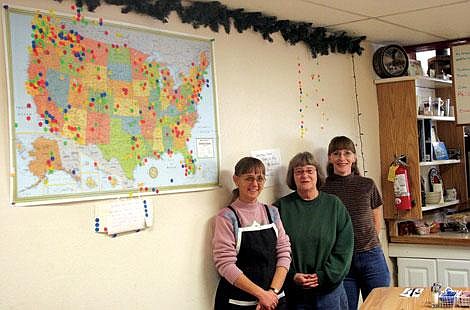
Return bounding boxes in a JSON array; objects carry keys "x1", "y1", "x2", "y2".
[{"x1": 2, "y1": 5, "x2": 221, "y2": 206}]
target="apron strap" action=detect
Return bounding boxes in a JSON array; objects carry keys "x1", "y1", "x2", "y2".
[
  {"x1": 227, "y1": 205, "x2": 241, "y2": 228},
  {"x1": 263, "y1": 204, "x2": 273, "y2": 224}
]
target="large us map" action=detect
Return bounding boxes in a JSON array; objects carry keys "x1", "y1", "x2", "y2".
[{"x1": 3, "y1": 7, "x2": 219, "y2": 205}]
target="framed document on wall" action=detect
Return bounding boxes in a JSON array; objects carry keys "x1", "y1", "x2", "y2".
[{"x1": 452, "y1": 43, "x2": 470, "y2": 125}]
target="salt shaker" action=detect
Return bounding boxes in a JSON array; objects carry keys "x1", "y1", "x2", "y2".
[{"x1": 431, "y1": 282, "x2": 442, "y2": 307}]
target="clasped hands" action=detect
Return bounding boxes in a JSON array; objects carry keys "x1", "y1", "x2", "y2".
[
  {"x1": 256, "y1": 273, "x2": 319, "y2": 309},
  {"x1": 256, "y1": 288, "x2": 279, "y2": 310},
  {"x1": 294, "y1": 272, "x2": 319, "y2": 289}
]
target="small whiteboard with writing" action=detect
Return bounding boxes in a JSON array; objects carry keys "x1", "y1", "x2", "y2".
[
  {"x1": 452, "y1": 44, "x2": 470, "y2": 124},
  {"x1": 94, "y1": 198, "x2": 153, "y2": 235}
]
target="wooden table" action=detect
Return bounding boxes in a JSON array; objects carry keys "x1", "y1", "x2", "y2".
[{"x1": 360, "y1": 287, "x2": 469, "y2": 309}]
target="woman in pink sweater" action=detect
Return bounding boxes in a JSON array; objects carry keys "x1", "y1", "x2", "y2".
[{"x1": 212, "y1": 157, "x2": 291, "y2": 310}]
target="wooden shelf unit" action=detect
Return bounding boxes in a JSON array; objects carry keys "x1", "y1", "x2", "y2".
[{"x1": 375, "y1": 77, "x2": 468, "y2": 225}]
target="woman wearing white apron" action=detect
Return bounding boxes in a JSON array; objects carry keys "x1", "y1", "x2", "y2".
[{"x1": 213, "y1": 157, "x2": 291, "y2": 309}]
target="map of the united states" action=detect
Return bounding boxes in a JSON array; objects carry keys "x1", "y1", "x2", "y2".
[{"x1": 6, "y1": 7, "x2": 219, "y2": 204}]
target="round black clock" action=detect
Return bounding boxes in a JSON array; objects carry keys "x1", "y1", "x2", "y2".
[{"x1": 373, "y1": 44, "x2": 409, "y2": 78}]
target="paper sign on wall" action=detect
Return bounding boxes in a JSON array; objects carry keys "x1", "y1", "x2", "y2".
[
  {"x1": 94, "y1": 198, "x2": 153, "y2": 236},
  {"x1": 251, "y1": 149, "x2": 282, "y2": 187}
]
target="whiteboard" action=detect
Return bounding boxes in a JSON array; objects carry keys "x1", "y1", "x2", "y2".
[{"x1": 452, "y1": 44, "x2": 470, "y2": 124}]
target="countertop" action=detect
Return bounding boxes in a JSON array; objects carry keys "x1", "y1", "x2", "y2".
[{"x1": 390, "y1": 231, "x2": 470, "y2": 246}]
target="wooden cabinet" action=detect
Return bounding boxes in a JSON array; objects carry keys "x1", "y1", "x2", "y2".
[{"x1": 375, "y1": 77, "x2": 468, "y2": 228}]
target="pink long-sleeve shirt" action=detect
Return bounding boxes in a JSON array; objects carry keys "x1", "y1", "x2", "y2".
[{"x1": 212, "y1": 199, "x2": 292, "y2": 284}]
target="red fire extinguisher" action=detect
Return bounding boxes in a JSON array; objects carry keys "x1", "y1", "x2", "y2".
[{"x1": 393, "y1": 157, "x2": 412, "y2": 211}]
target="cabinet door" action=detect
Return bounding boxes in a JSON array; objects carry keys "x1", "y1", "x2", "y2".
[
  {"x1": 437, "y1": 259, "x2": 470, "y2": 287},
  {"x1": 397, "y1": 257, "x2": 437, "y2": 287}
]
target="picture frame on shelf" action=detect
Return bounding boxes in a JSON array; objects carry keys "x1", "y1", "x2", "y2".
[
  {"x1": 432, "y1": 141, "x2": 449, "y2": 160},
  {"x1": 408, "y1": 59, "x2": 424, "y2": 76}
]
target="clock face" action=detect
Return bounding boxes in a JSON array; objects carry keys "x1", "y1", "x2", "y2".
[
  {"x1": 382, "y1": 45, "x2": 408, "y2": 76},
  {"x1": 373, "y1": 44, "x2": 409, "y2": 78}
]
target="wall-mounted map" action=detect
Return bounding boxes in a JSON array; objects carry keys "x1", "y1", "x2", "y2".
[{"x1": 3, "y1": 6, "x2": 219, "y2": 205}]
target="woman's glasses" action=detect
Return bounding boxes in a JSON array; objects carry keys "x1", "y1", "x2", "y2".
[
  {"x1": 330, "y1": 150, "x2": 355, "y2": 157},
  {"x1": 294, "y1": 166, "x2": 316, "y2": 176},
  {"x1": 241, "y1": 175, "x2": 266, "y2": 184}
]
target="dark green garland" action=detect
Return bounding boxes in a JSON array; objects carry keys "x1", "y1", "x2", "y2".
[{"x1": 54, "y1": 0, "x2": 366, "y2": 58}]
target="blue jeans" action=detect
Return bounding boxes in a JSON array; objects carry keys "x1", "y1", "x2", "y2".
[
  {"x1": 344, "y1": 246, "x2": 390, "y2": 310},
  {"x1": 294, "y1": 282, "x2": 348, "y2": 310}
]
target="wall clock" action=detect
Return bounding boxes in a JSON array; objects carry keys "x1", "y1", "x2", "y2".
[{"x1": 373, "y1": 44, "x2": 409, "y2": 78}]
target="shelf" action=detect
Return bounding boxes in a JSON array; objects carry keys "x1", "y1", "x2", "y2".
[
  {"x1": 390, "y1": 231, "x2": 470, "y2": 246},
  {"x1": 422, "y1": 200, "x2": 460, "y2": 212},
  {"x1": 417, "y1": 115, "x2": 455, "y2": 121},
  {"x1": 376, "y1": 76, "x2": 467, "y2": 222},
  {"x1": 419, "y1": 159, "x2": 461, "y2": 166},
  {"x1": 374, "y1": 76, "x2": 452, "y2": 88}
]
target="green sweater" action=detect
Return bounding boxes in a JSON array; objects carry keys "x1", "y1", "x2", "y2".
[{"x1": 274, "y1": 191, "x2": 353, "y2": 298}]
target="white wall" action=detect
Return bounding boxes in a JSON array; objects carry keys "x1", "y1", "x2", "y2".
[{"x1": 0, "y1": 0, "x2": 383, "y2": 309}]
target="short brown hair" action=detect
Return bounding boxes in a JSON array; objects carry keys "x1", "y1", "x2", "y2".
[{"x1": 286, "y1": 152, "x2": 323, "y2": 190}]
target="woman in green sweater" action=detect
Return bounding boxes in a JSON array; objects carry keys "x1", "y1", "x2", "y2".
[{"x1": 274, "y1": 152, "x2": 353, "y2": 309}]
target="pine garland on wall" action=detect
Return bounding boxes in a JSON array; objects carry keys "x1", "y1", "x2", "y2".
[{"x1": 54, "y1": 0, "x2": 366, "y2": 58}]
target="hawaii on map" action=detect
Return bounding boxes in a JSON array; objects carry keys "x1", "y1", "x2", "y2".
[{"x1": 3, "y1": 6, "x2": 219, "y2": 205}]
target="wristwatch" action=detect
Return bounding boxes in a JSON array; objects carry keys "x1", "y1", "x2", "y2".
[{"x1": 269, "y1": 287, "x2": 280, "y2": 294}]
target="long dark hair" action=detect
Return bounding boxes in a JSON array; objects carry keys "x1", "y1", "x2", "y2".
[
  {"x1": 326, "y1": 136, "x2": 360, "y2": 176},
  {"x1": 230, "y1": 157, "x2": 266, "y2": 203},
  {"x1": 286, "y1": 152, "x2": 323, "y2": 191}
]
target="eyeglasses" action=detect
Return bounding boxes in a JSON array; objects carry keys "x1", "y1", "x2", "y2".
[
  {"x1": 331, "y1": 150, "x2": 355, "y2": 157},
  {"x1": 294, "y1": 166, "x2": 316, "y2": 176},
  {"x1": 241, "y1": 175, "x2": 266, "y2": 184}
]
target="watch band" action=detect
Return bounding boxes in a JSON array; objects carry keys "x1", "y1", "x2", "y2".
[{"x1": 269, "y1": 287, "x2": 280, "y2": 294}]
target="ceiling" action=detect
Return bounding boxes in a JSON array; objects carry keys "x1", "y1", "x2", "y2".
[{"x1": 203, "y1": 0, "x2": 470, "y2": 48}]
